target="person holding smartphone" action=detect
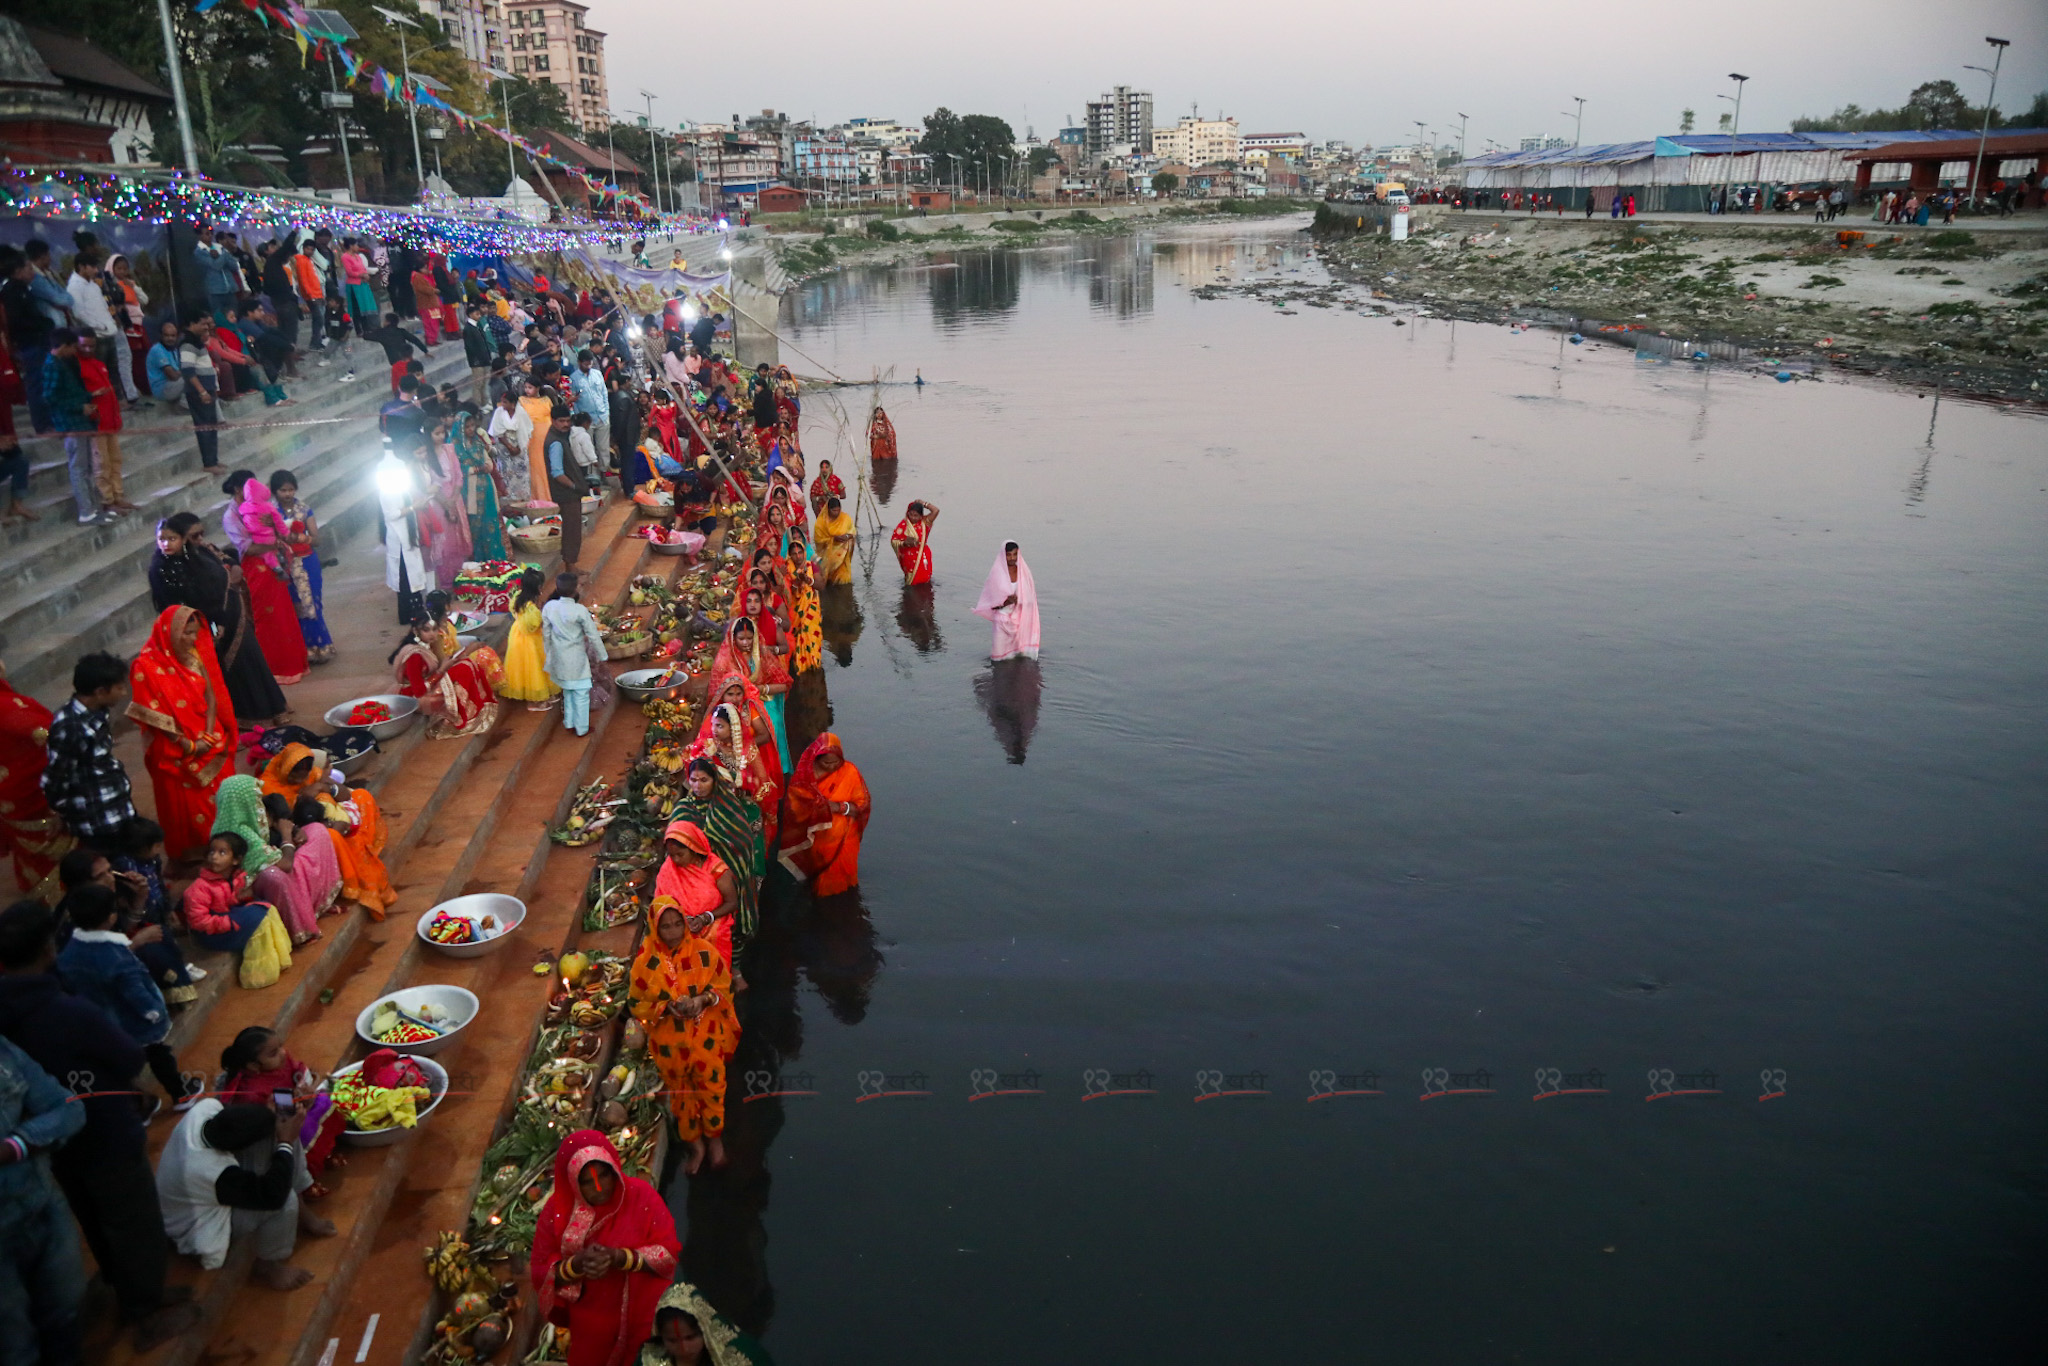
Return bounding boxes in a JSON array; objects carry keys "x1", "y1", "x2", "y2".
[{"x1": 216, "y1": 1026, "x2": 347, "y2": 1195}]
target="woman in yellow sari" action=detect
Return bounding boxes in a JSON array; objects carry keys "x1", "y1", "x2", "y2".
[
  {"x1": 260, "y1": 742, "x2": 396, "y2": 919},
  {"x1": 628, "y1": 835, "x2": 739, "y2": 1176},
  {"x1": 815, "y1": 495, "x2": 855, "y2": 586}
]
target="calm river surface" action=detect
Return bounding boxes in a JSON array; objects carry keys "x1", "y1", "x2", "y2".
[{"x1": 673, "y1": 218, "x2": 2048, "y2": 1364}]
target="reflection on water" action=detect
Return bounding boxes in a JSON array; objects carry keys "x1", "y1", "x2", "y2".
[
  {"x1": 868, "y1": 456, "x2": 898, "y2": 505},
  {"x1": 755, "y1": 217, "x2": 2048, "y2": 1364},
  {"x1": 819, "y1": 583, "x2": 864, "y2": 666},
  {"x1": 796, "y1": 889, "x2": 885, "y2": 1024},
  {"x1": 894, "y1": 582, "x2": 942, "y2": 653},
  {"x1": 973, "y1": 657, "x2": 1043, "y2": 764}
]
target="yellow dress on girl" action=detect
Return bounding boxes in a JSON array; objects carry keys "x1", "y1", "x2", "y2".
[{"x1": 499, "y1": 600, "x2": 560, "y2": 704}]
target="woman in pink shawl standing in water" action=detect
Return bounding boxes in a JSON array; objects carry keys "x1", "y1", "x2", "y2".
[{"x1": 972, "y1": 541, "x2": 1039, "y2": 661}]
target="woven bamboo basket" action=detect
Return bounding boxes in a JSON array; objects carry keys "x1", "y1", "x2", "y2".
[
  {"x1": 604, "y1": 631, "x2": 652, "y2": 661},
  {"x1": 507, "y1": 524, "x2": 561, "y2": 555}
]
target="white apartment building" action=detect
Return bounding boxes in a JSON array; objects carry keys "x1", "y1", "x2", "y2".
[
  {"x1": 1152, "y1": 115, "x2": 1238, "y2": 167},
  {"x1": 841, "y1": 116, "x2": 920, "y2": 145},
  {"x1": 1238, "y1": 132, "x2": 1310, "y2": 166},
  {"x1": 427, "y1": 0, "x2": 502, "y2": 74},
  {"x1": 503, "y1": 0, "x2": 608, "y2": 133}
]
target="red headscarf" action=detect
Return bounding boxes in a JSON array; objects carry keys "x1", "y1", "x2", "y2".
[
  {"x1": 126, "y1": 606, "x2": 237, "y2": 787},
  {"x1": 709, "y1": 616, "x2": 789, "y2": 696},
  {"x1": 531, "y1": 1129, "x2": 679, "y2": 1366}
]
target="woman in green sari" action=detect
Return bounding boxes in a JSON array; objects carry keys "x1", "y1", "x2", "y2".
[
  {"x1": 669, "y1": 756, "x2": 765, "y2": 950},
  {"x1": 638, "y1": 1279, "x2": 775, "y2": 1365},
  {"x1": 454, "y1": 407, "x2": 507, "y2": 562}
]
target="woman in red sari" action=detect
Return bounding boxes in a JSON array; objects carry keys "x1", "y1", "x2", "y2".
[
  {"x1": 390, "y1": 614, "x2": 501, "y2": 739},
  {"x1": 807, "y1": 459, "x2": 845, "y2": 514},
  {"x1": 780, "y1": 733, "x2": 871, "y2": 897},
  {"x1": 126, "y1": 606, "x2": 239, "y2": 861},
  {"x1": 709, "y1": 617, "x2": 791, "y2": 771},
  {"x1": 890, "y1": 500, "x2": 939, "y2": 585},
  {"x1": 531, "y1": 1129, "x2": 679, "y2": 1366},
  {"x1": 223, "y1": 471, "x2": 309, "y2": 687},
  {"x1": 0, "y1": 659, "x2": 71, "y2": 901},
  {"x1": 648, "y1": 388, "x2": 683, "y2": 462},
  {"x1": 689, "y1": 697, "x2": 780, "y2": 848},
  {"x1": 868, "y1": 406, "x2": 897, "y2": 462}
]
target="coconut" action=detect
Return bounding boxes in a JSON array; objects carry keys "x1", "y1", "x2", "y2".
[
  {"x1": 598, "y1": 1100, "x2": 628, "y2": 1129},
  {"x1": 471, "y1": 1315, "x2": 507, "y2": 1358},
  {"x1": 621, "y1": 1019, "x2": 647, "y2": 1051}
]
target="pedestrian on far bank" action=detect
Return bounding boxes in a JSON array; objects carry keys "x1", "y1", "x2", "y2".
[
  {"x1": 0, "y1": 1030, "x2": 87, "y2": 1364},
  {"x1": 1584, "y1": 193, "x2": 1596, "y2": 219}
]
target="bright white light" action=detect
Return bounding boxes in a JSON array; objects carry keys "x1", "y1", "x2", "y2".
[
  {"x1": 627, "y1": 325, "x2": 642, "y2": 339},
  {"x1": 720, "y1": 247, "x2": 733, "y2": 261},
  {"x1": 679, "y1": 302, "x2": 699, "y2": 324},
  {"x1": 375, "y1": 461, "x2": 413, "y2": 497}
]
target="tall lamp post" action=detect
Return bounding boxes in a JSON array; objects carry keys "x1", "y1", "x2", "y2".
[
  {"x1": 641, "y1": 91, "x2": 663, "y2": 216},
  {"x1": 153, "y1": 0, "x2": 200, "y2": 176},
  {"x1": 303, "y1": 8, "x2": 361, "y2": 199},
  {"x1": 1965, "y1": 37, "x2": 2011, "y2": 207},
  {"x1": 370, "y1": 6, "x2": 426, "y2": 191},
  {"x1": 1566, "y1": 96, "x2": 1585, "y2": 147},
  {"x1": 1719, "y1": 73, "x2": 1748, "y2": 211},
  {"x1": 485, "y1": 65, "x2": 518, "y2": 192}
]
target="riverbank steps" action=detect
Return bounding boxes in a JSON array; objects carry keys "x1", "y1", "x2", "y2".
[
  {"x1": 79, "y1": 493, "x2": 691, "y2": 1366},
  {"x1": 1308, "y1": 210, "x2": 2048, "y2": 401}
]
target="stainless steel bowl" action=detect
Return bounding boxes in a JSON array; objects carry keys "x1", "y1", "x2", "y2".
[
  {"x1": 324, "y1": 694, "x2": 419, "y2": 743},
  {"x1": 616, "y1": 667, "x2": 691, "y2": 701}
]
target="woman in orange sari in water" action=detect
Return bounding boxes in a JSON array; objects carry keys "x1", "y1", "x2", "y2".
[
  {"x1": 125, "y1": 606, "x2": 238, "y2": 861},
  {"x1": 780, "y1": 734, "x2": 870, "y2": 897},
  {"x1": 260, "y1": 742, "x2": 395, "y2": 918}
]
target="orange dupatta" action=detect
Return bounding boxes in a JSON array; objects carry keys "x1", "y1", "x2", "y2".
[
  {"x1": 126, "y1": 607, "x2": 237, "y2": 859},
  {"x1": 780, "y1": 733, "x2": 870, "y2": 897},
  {"x1": 261, "y1": 742, "x2": 396, "y2": 919}
]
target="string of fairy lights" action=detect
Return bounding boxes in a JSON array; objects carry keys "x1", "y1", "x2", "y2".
[{"x1": 0, "y1": 163, "x2": 682, "y2": 255}]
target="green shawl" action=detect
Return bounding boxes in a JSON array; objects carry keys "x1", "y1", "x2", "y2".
[{"x1": 211, "y1": 773, "x2": 281, "y2": 875}]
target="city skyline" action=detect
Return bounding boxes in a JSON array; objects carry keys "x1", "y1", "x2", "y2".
[{"x1": 593, "y1": 0, "x2": 2048, "y2": 149}]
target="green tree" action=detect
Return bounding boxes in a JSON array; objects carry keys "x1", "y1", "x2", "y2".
[
  {"x1": 916, "y1": 108, "x2": 1014, "y2": 191},
  {"x1": 1905, "y1": 80, "x2": 1969, "y2": 129},
  {"x1": 1678, "y1": 108, "x2": 1694, "y2": 134},
  {"x1": 1151, "y1": 171, "x2": 1179, "y2": 195},
  {"x1": 1027, "y1": 146, "x2": 1061, "y2": 178},
  {"x1": 2009, "y1": 90, "x2": 2048, "y2": 128}
]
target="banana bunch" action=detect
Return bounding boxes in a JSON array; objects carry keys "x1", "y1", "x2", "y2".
[{"x1": 425, "y1": 1230, "x2": 474, "y2": 1294}]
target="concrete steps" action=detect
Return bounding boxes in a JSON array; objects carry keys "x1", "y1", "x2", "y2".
[
  {"x1": 2, "y1": 340, "x2": 472, "y2": 702},
  {"x1": 195, "y1": 504, "x2": 672, "y2": 1366},
  {"x1": 83, "y1": 500, "x2": 681, "y2": 1366}
]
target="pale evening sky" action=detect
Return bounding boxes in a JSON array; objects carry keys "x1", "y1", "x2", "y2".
[{"x1": 594, "y1": 0, "x2": 2048, "y2": 149}]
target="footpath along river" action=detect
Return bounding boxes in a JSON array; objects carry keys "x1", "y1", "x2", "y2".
[{"x1": 679, "y1": 217, "x2": 2047, "y2": 1363}]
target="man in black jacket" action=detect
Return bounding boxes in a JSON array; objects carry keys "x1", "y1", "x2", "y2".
[
  {"x1": 0, "y1": 901, "x2": 200, "y2": 1349},
  {"x1": 461, "y1": 302, "x2": 494, "y2": 406}
]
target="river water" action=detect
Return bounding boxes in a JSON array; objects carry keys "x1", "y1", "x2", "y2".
[{"x1": 675, "y1": 218, "x2": 2048, "y2": 1363}]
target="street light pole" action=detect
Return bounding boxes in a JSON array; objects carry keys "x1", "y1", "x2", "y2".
[
  {"x1": 1721, "y1": 73, "x2": 1748, "y2": 211},
  {"x1": 1966, "y1": 37, "x2": 2011, "y2": 206},
  {"x1": 1456, "y1": 112, "x2": 1469, "y2": 165},
  {"x1": 1567, "y1": 96, "x2": 1585, "y2": 147},
  {"x1": 642, "y1": 91, "x2": 661, "y2": 215},
  {"x1": 153, "y1": 0, "x2": 200, "y2": 176},
  {"x1": 371, "y1": 7, "x2": 425, "y2": 191}
]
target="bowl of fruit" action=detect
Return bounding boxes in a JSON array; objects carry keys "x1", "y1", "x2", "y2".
[
  {"x1": 330, "y1": 1055, "x2": 449, "y2": 1147},
  {"x1": 354, "y1": 985, "x2": 478, "y2": 1057},
  {"x1": 325, "y1": 694, "x2": 419, "y2": 743},
  {"x1": 416, "y1": 893, "x2": 525, "y2": 959}
]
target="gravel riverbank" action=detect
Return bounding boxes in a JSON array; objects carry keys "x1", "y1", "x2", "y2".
[{"x1": 1294, "y1": 214, "x2": 2048, "y2": 401}]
